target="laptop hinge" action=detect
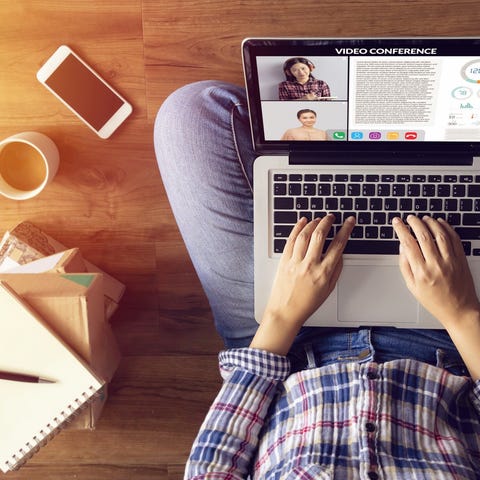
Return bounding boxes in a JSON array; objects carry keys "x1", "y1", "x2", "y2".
[{"x1": 289, "y1": 151, "x2": 474, "y2": 166}]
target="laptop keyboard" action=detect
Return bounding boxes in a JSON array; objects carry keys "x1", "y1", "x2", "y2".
[{"x1": 272, "y1": 171, "x2": 480, "y2": 256}]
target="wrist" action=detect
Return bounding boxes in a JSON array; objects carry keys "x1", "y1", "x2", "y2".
[
  {"x1": 442, "y1": 307, "x2": 480, "y2": 333},
  {"x1": 249, "y1": 310, "x2": 302, "y2": 356}
]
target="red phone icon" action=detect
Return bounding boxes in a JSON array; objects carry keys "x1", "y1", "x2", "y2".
[{"x1": 405, "y1": 132, "x2": 418, "y2": 140}]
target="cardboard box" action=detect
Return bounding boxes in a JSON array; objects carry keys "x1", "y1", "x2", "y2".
[
  {"x1": 0, "y1": 273, "x2": 121, "y2": 429},
  {"x1": 0, "y1": 222, "x2": 125, "y2": 319}
]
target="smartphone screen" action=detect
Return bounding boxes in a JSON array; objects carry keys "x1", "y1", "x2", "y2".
[{"x1": 44, "y1": 53, "x2": 125, "y2": 131}]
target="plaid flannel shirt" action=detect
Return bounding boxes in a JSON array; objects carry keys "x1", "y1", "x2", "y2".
[
  {"x1": 185, "y1": 348, "x2": 480, "y2": 479},
  {"x1": 278, "y1": 78, "x2": 331, "y2": 100}
]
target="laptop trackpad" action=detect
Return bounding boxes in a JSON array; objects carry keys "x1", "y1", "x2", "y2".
[{"x1": 337, "y1": 265, "x2": 419, "y2": 325}]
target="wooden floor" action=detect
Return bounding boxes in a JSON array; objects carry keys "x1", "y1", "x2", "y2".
[{"x1": 0, "y1": 1, "x2": 479, "y2": 478}]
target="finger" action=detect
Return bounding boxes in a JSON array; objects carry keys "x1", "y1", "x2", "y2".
[
  {"x1": 304, "y1": 213, "x2": 335, "y2": 261},
  {"x1": 282, "y1": 217, "x2": 308, "y2": 259},
  {"x1": 292, "y1": 217, "x2": 321, "y2": 261},
  {"x1": 322, "y1": 216, "x2": 356, "y2": 268},
  {"x1": 422, "y1": 216, "x2": 453, "y2": 259},
  {"x1": 406, "y1": 215, "x2": 438, "y2": 262},
  {"x1": 437, "y1": 217, "x2": 466, "y2": 259},
  {"x1": 392, "y1": 216, "x2": 425, "y2": 265}
]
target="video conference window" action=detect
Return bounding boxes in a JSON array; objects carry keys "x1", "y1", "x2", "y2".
[{"x1": 256, "y1": 53, "x2": 480, "y2": 142}]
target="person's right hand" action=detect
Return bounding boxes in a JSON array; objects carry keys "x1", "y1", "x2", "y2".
[{"x1": 392, "y1": 215, "x2": 480, "y2": 328}]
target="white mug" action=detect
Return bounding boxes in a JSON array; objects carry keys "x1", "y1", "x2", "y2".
[{"x1": 0, "y1": 131, "x2": 59, "y2": 200}]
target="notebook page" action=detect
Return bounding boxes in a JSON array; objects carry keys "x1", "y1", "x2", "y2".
[{"x1": 0, "y1": 282, "x2": 104, "y2": 472}]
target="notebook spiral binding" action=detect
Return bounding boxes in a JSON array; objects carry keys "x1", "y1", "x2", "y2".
[{"x1": 4, "y1": 385, "x2": 104, "y2": 472}]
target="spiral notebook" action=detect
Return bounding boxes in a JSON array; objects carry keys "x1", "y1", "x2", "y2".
[{"x1": 0, "y1": 281, "x2": 104, "y2": 473}]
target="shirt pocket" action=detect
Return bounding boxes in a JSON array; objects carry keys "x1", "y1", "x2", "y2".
[{"x1": 282, "y1": 464, "x2": 333, "y2": 480}]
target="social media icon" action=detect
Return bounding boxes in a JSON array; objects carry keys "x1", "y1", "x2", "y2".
[
  {"x1": 369, "y1": 131, "x2": 382, "y2": 140},
  {"x1": 387, "y1": 132, "x2": 399, "y2": 140},
  {"x1": 405, "y1": 131, "x2": 418, "y2": 140},
  {"x1": 351, "y1": 131, "x2": 363, "y2": 140},
  {"x1": 333, "y1": 131, "x2": 346, "y2": 140}
]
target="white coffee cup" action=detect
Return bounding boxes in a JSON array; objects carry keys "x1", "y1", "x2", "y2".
[{"x1": 0, "y1": 131, "x2": 59, "y2": 200}]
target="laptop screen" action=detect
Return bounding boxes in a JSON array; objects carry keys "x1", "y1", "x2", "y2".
[{"x1": 242, "y1": 38, "x2": 480, "y2": 161}]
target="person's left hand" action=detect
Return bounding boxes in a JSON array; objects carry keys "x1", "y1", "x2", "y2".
[{"x1": 263, "y1": 214, "x2": 355, "y2": 329}]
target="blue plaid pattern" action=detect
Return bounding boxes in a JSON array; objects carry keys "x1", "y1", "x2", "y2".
[{"x1": 185, "y1": 348, "x2": 480, "y2": 479}]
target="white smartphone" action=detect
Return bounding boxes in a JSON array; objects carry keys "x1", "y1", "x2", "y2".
[{"x1": 37, "y1": 45, "x2": 133, "y2": 139}]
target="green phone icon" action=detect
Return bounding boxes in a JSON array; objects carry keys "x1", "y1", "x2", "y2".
[{"x1": 333, "y1": 131, "x2": 346, "y2": 140}]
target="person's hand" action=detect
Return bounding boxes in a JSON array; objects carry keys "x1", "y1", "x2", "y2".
[
  {"x1": 392, "y1": 215, "x2": 480, "y2": 328},
  {"x1": 264, "y1": 214, "x2": 355, "y2": 328},
  {"x1": 303, "y1": 93, "x2": 318, "y2": 100},
  {"x1": 250, "y1": 214, "x2": 355, "y2": 355}
]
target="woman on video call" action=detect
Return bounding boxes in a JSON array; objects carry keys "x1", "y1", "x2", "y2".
[
  {"x1": 154, "y1": 81, "x2": 480, "y2": 479},
  {"x1": 281, "y1": 108, "x2": 328, "y2": 141},
  {"x1": 279, "y1": 56, "x2": 331, "y2": 100}
]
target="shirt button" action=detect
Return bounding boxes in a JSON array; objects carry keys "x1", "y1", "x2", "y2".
[
  {"x1": 367, "y1": 371, "x2": 378, "y2": 380},
  {"x1": 368, "y1": 472, "x2": 379, "y2": 480},
  {"x1": 365, "y1": 422, "x2": 376, "y2": 432}
]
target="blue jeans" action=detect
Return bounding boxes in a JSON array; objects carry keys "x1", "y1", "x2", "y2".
[{"x1": 153, "y1": 81, "x2": 468, "y2": 375}]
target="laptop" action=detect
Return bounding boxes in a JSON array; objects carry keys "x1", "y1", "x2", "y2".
[{"x1": 242, "y1": 37, "x2": 480, "y2": 328}]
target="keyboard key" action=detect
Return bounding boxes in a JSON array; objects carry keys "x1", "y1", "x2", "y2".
[
  {"x1": 274, "y1": 239, "x2": 287, "y2": 253},
  {"x1": 407, "y1": 184, "x2": 420, "y2": 196},
  {"x1": 333, "y1": 184, "x2": 346, "y2": 196},
  {"x1": 370, "y1": 198, "x2": 383, "y2": 210},
  {"x1": 455, "y1": 227, "x2": 480, "y2": 240},
  {"x1": 274, "y1": 197, "x2": 294, "y2": 209},
  {"x1": 325, "y1": 197, "x2": 338, "y2": 210},
  {"x1": 365, "y1": 226, "x2": 378, "y2": 238},
  {"x1": 319, "y1": 174, "x2": 333, "y2": 181},
  {"x1": 289, "y1": 183, "x2": 301, "y2": 195},
  {"x1": 399, "y1": 198, "x2": 413, "y2": 210},
  {"x1": 373, "y1": 212, "x2": 386, "y2": 224},
  {"x1": 343, "y1": 240, "x2": 399, "y2": 255},
  {"x1": 413, "y1": 175, "x2": 426, "y2": 182},
  {"x1": 462, "y1": 213, "x2": 480, "y2": 226},
  {"x1": 378, "y1": 184, "x2": 391, "y2": 196},
  {"x1": 351, "y1": 226, "x2": 363, "y2": 238},
  {"x1": 274, "y1": 211, "x2": 297, "y2": 223},
  {"x1": 274, "y1": 183, "x2": 287, "y2": 195},
  {"x1": 460, "y1": 199, "x2": 473, "y2": 211},
  {"x1": 452, "y1": 184, "x2": 466, "y2": 197},
  {"x1": 381, "y1": 175, "x2": 395, "y2": 182},
  {"x1": 384, "y1": 198, "x2": 398, "y2": 210},
  {"x1": 422, "y1": 184, "x2": 436, "y2": 197},
  {"x1": 310, "y1": 198, "x2": 324, "y2": 210},
  {"x1": 273, "y1": 174, "x2": 287, "y2": 181},
  {"x1": 304, "y1": 174, "x2": 318, "y2": 181},
  {"x1": 460, "y1": 175, "x2": 473, "y2": 183},
  {"x1": 358, "y1": 212, "x2": 371, "y2": 224},
  {"x1": 468, "y1": 185, "x2": 480, "y2": 197},
  {"x1": 289, "y1": 174, "x2": 302, "y2": 181},
  {"x1": 414, "y1": 198, "x2": 427, "y2": 211},
  {"x1": 340, "y1": 198, "x2": 353, "y2": 210},
  {"x1": 296, "y1": 197, "x2": 309, "y2": 209},
  {"x1": 303, "y1": 183, "x2": 316, "y2": 196},
  {"x1": 366, "y1": 174, "x2": 379, "y2": 182},
  {"x1": 380, "y1": 226, "x2": 394, "y2": 239},
  {"x1": 396, "y1": 174, "x2": 411, "y2": 182},
  {"x1": 392, "y1": 184, "x2": 405, "y2": 196},
  {"x1": 363, "y1": 184, "x2": 376, "y2": 196},
  {"x1": 437, "y1": 184, "x2": 450, "y2": 197},
  {"x1": 444, "y1": 199, "x2": 458, "y2": 211},
  {"x1": 429, "y1": 199, "x2": 442, "y2": 211},
  {"x1": 274, "y1": 225, "x2": 295, "y2": 237},
  {"x1": 355, "y1": 198, "x2": 368, "y2": 210},
  {"x1": 335, "y1": 174, "x2": 348, "y2": 182},
  {"x1": 348, "y1": 184, "x2": 361, "y2": 196},
  {"x1": 444, "y1": 175, "x2": 457, "y2": 183},
  {"x1": 428, "y1": 175, "x2": 442, "y2": 182},
  {"x1": 351, "y1": 174, "x2": 364, "y2": 182},
  {"x1": 318, "y1": 183, "x2": 331, "y2": 195},
  {"x1": 447, "y1": 213, "x2": 461, "y2": 225}
]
